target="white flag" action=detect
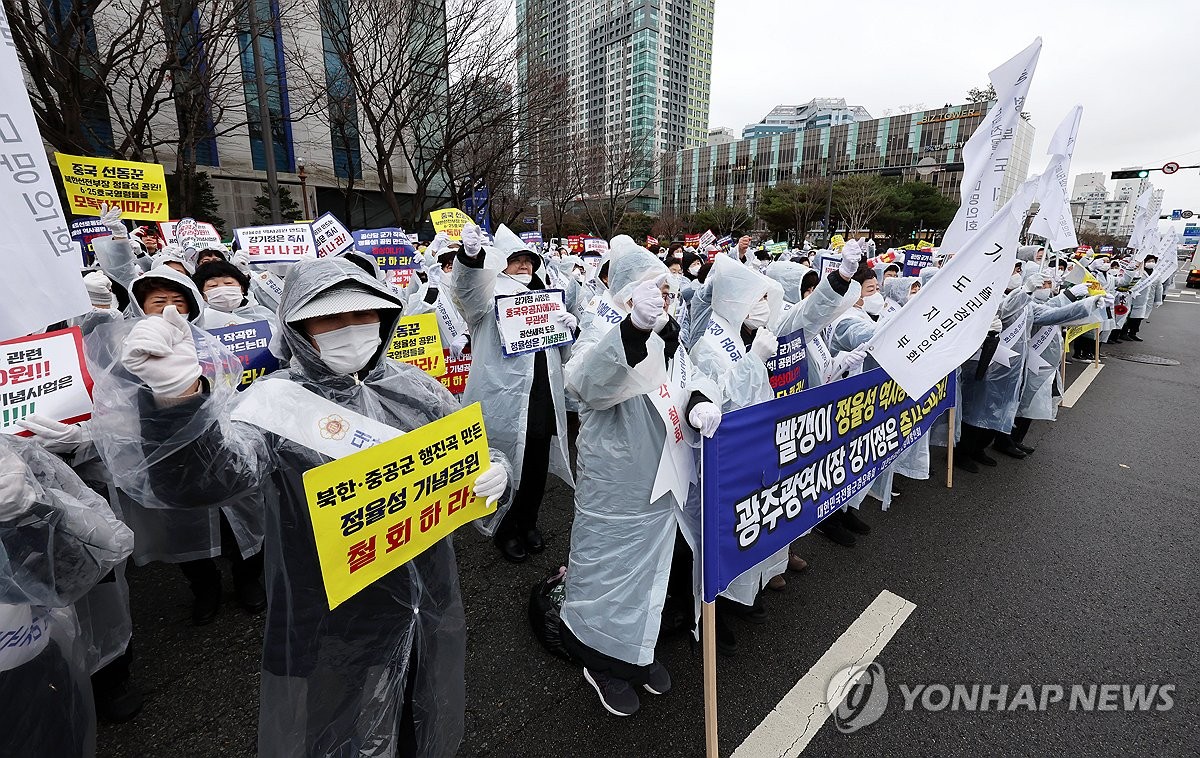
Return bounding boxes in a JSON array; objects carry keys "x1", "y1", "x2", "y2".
[
  {"x1": 866, "y1": 179, "x2": 1038, "y2": 398},
  {"x1": 1028, "y1": 106, "x2": 1083, "y2": 252},
  {"x1": 0, "y1": 6, "x2": 90, "y2": 340},
  {"x1": 1127, "y1": 186, "x2": 1156, "y2": 252},
  {"x1": 941, "y1": 39, "x2": 1042, "y2": 254}
]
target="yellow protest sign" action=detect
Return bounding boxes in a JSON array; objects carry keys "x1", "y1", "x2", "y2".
[
  {"x1": 303, "y1": 402, "x2": 493, "y2": 609},
  {"x1": 54, "y1": 153, "x2": 169, "y2": 221},
  {"x1": 387, "y1": 313, "x2": 445, "y2": 377},
  {"x1": 1064, "y1": 323, "x2": 1100, "y2": 347},
  {"x1": 830, "y1": 234, "x2": 846, "y2": 251},
  {"x1": 1083, "y1": 271, "x2": 1107, "y2": 296},
  {"x1": 429, "y1": 208, "x2": 473, "y2": 240}
]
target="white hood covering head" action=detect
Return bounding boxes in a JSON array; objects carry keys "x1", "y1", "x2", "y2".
[
  {"x1": 764, "y1": 260, "x2": 813, "y2": 304},
  {"x1": 493, "y1": 224, "x2": 540, "y2": 272},
  {"x1": 708, "y1": 254, "x2": 782, "y2": 326},
  {"x1": 607, "y1": 248, "x2": 668, "y2": 311},
  {"x1": 152, "y1": 243, "x2": 196, "y2": 275}
]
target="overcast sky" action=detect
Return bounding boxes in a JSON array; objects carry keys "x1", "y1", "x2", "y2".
[{"x1": 708, "y1": 0, "x2": 1198, "y2": 234}]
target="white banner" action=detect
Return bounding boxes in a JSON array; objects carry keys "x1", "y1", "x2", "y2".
[
  {"x1": 161, "y1": 218, "x2": 222, "y2": 248},
  {"x1": 0, "y1": 6, "x2": 90, "y2": 341},
  {"x1": 235, "y1": 223, "x2": 317, "y2": 263},
  {"x1": 1028, "y1": 106, "x2": 1083, "y2": 252},
  {"x1": 941, "y1": 38, "x2": 1042, "y2": 253},
  {"x1": 866, "y1": 179, "x2": 1037, "y2": 398},
  {"x1": 494, "y1": 289, "x2": 574, "y2": 356},
  {"x1": 1127, "y1": 186, "x2": 1159, "y2": 252},
  {"x1": 0, "y1": 327, "x2": 93, "y2": 434},
  {"x1": 583, "y1": 238, "x2": 609, "y2": 253},
  {"x1": 310, "y1": 212, "x2": 353, "y2": 257}
]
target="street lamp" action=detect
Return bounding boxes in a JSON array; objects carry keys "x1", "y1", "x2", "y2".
[{"x1": 297, "y1": 158, "x2": 311, "y2": 219}]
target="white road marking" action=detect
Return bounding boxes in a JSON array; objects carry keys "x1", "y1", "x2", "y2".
[
  {"x1": 1060, "y1": 363, "x2": 1104, "y2": 408},
  {"x1": 732, "y1": 590, "x2": 916, "y2": 758}
]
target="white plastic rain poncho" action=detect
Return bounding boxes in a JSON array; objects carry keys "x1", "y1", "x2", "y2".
[
  {"x1": 450, "y1": 233, "x2": 573, "y2": 491},
  {"x1": 85, "y1": 267, "x2": 265, "y2": 566},
  {"x1": 90, "y1": 257, "x2": 512, "y2": 756},
  {"x1": 1018, "y1": 284, "x2": 1105, "y2": 421},
  {"x1": 764, "y1": 260, "x2": 811, "y2": 304},
  {"x1": 561, "y1": 249, "x2": 718, "y2": 666},
  {"x1": 0, "y1": 436, "x2": 133, "y2": 758}
]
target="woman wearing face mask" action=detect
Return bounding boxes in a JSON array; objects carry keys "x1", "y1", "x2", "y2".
[
  {"x1": 91, "y1": 257, "x2": 511, "y2": 757},
  {"x1": 451, "y1": 224, "x2": 575, "y2": 563},
  {"x1": 193, "y1": 260, "x2": 279, "y2": 332},
  {"x1": 1122, "y1": 255, "x2": 1158, "y2": 342}
]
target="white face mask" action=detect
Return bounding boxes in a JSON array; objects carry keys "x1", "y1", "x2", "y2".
[
  {"x1": 688, "y1": 263, "x2": 702, "y2": 276},
  {"x1": 204, "y1": 285, "x2": 243, "y2": 313},
  {"x1": 1096, "y1": 261, "x2": 1111, "y2": 272},
  {"x1": 861, "y1": 292, "x2": 885, "y2": 316},
  {"x1": 1032, "y1": 287, "x2": 1052, "y2": 302},
  {"x1": 743, "y1": 298, "x2": 771, "y2": 329},
  {"x1": 312, "y1": 322, "x2": 382, "y2": 375},
  {"x1": 1007, "y1": 274, "x2": 1022, "y2": 292},
  {"x1": 1144, "y1": 262, "x2": 1156, "y2": 271},
  {"x1": 574, "y1": 271, "x2": 587, "y2": 283},
  {"x1": 511, "y1": 273, "x2": 532, "y2": 285}
]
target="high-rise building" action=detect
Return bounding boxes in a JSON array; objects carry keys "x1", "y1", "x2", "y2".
[
  {"x1": 742, "y1": 98, "x2": 872, "y2": 139},
  {"x1": 708, "y1": 127, "x2": 738, "y2": 146},
  {"x1": 662, "y1": 102, "x2": 1035, "y2": 223},
  {"x1": 1070, "y1": 173, "x2": 1165, "y2": 237},
  {"x1": 517, "y1": 0, "x2": 716, "y2": 210}
]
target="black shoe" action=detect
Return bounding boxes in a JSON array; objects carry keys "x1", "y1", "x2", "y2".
[
  {"x1": 719, "y1": 597, "x2": 767, "y2": 625},
  {"x1": 1013, "y1": 441, "x2": 1036, "y2": 455},
  {"x1": 992, "y1": 439, "x2": 1027, "y2": 459},
  {"x1": 94, "y1": 679, "x2": 145, "y2": 724},
  {"x1": 970, "y1": 450, "x2": 998, "y2": 467},
  {"x1": 641, "y1": 660, "x2": 672, "y2": 696},
  {"x1": 234, "y1": 577, "x2": 267, "y2": 614},
  {"x1": 714, "y1": 613, "x2": 738, "y2": 657},
  {"x1": 816, "y1": 518, "x2": 856, "y2": 547},
  {"x1": 192, "y1": 591, "x2": 221, "y2": 626},
  {"x1": 583, "y1": 668, "x2": 640, "y2": 716},
  {"x1": 954, "y1": 454, "x2": 980, "y2": 473},
  {"x1": 495, "y1": 535, "x2": 528, "y2": 563},
  {"x1": 841, "y1": 508, "x2": 872, "y2": 535},
  {"x1": 522, "y1": 528, "x2": 545, "y2": 554},
  {"x1": 1129, "y1": 335, "x2": 1143, "y2": 342}
]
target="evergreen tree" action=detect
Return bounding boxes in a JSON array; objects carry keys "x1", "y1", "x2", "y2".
[
  {"x1": 250, "y1": 184, "x2": 304, "y2": 226},
  {"x1": 166, "y1": 170, "x2": 227, "y2": 235}
]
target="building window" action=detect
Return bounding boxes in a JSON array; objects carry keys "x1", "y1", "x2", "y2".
[{"x1": 239, "y1": 0, "x2": 295, "y2": 173}]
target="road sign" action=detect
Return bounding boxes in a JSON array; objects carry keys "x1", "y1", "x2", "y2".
[
  {"x1": 522, "y1": 216, "x2": 537, "y2": 225},
  {"x1": 1162, "y1": 162, "x2": 1180, "y2": 175},
  {"x1": 1173, "y1": 209, "x2": 1183, "y2": 220},
  {"x1": 916, "y1": 157, "x2": 937, "y2": 176},
  {"x1": 1183, "y1": 210, "x2": 1195, "y2": 219}
]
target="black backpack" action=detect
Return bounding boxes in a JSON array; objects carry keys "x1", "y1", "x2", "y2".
[{"x1": 527, "y1": 566, "x2": 580, "y2": 664}]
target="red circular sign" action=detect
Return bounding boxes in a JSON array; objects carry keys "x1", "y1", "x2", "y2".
[
  {"x1": 1163, "y1": 162, "x2": 1180, "y2": 175},
  {"x1": 1115, "y1": 303, "x2": 1129, "y2": 317}
]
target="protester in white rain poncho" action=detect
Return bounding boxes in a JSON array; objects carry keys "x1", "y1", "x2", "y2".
[
  {"x1": 0, "y1": 435, "x2": 133, "y2": 757},
  {"x1": 451, "y1": 223, "x2": 574, "y2": 564},
  {"x1": 87, "y1": 257, "x2": 510, "y2": 756},
  {"x1": 560, "y1": 247, "x2": 721, "y2": 717},
  {"x1": 192, "y1": 259, "x2": 279, "y2": 333}
]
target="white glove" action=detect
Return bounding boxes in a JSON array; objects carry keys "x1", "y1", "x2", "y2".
[
  {"x1": 630, "y1": 280, "x2": 664, "y2": 331},
  {"x1": 829, "y1": 346, "x2": 869, "y2": 379},
  {"x1": 1092, "y1": 294, "x2": 1115, "y2": 310},
  {"x1": 460, "y1": 223, "x2": 484, "y2": 258},
  {"x1": 120, "y1": 306, "x2": 203, "y2": 397},
  {"x1": 449, "y1": 334, "x2": 469, "y2": 361},
  {"x1": 428, "y1": 231, "x2": 451, "y2": 255},
  {"x1": 1069, "y1": 283, "x2": 1090, "y2": 298},
  {"x1": 99, "y1": 202, "x2": 127, "y2": 238},
  {"x1": 232, "y1": 250, "x2": 251, "y2": 274},
  {"x1": 472, "y1": 462, "x2": 508, "y2": 507},
  {"x1": 838, "y1": 240, "x2": 863, "y2": 279},
  {"x1": 688, "y1": 402, "x2": 722, "y2": 438},
  {"x1": 83, "y1": 271, "x2": 113, "y2": 307},
  {"x1": 750, "y1": 328, "x2": 778, "y2": 361},
  {"x1": 989, "y1": 316, "x2": 1003, "y2": 332},
  {"x1": 554, "y1": 310, "x2": 579, "y2": 333},
  {"x1": 15, "y1": 414, "x2": 91, "y2": 454},
  {"x1": 0, "y1": 448, "x2": 35, "y2": 521}
]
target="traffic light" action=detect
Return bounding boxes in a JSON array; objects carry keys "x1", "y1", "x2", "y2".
[{"x1": 1111, "y1": 169, "x2": 1150, "y2": 179}]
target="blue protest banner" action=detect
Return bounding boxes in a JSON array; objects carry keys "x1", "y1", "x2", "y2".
[
  {"x1": 903, "y1": 249, "x2": 935, "y2": 277},
  {"x1": 764, "y1": 328, "x2": 808, "y2": 398},
  {"x1": 353, "y1": 228, "x2": 419, "y2": 288},
  {"x1": 701, "y1": 367, "x2": 955, "y2": 601},
  {"x1": 206, "y1": 320, "x2": 280, "y2": 389},
  {"x1": 71, "y1": 217, "x2": 111, "y2": 263}
]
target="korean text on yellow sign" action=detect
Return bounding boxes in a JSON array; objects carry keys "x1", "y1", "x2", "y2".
[
  {"x1": 1064, "y1": 323, "x2": 1100, "y2": 348},
  {"x1": 303, "y1": 402, "x2": 493, "y2": 609},
  {"x1": 429, "y1": 208, "x2": 473, "y2": 240},
  {"x1": 387, "y1": 313, "x2": 445, "y2": 377},
  {"x1": 54, "y1": 153, "x2": 169, "y2": 221}
]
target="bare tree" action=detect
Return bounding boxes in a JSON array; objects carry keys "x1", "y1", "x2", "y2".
[
  {"x1": 577, "y1": 129, "x2": 660, "y2": 240},
  {"x1": 834, "y1": 175, "x2": 893, "y2": 237}
]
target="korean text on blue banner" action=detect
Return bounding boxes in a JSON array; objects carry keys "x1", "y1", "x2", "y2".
[
  {"x1": 701, "y1": 367, "x2": 955, "y2": 601},
  {"x1": 352, "y1": 228, "x2": 418, "y2": 288},
  {"x1": 206, "y1": 320, "x2": 280, "y2": 389},
  {"x1": 903, "y1": 249, "x2": 935, "y2": 277},
  {"x1": 764, "y1": 328, "x2": 807, "y2": 398}
]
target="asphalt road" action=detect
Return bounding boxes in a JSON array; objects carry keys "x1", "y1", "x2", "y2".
[{"x1": 98, "y1": 278, "x2": 1199, "y2": 757}]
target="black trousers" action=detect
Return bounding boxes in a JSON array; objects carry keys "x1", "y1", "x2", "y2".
[
  {"x1": 958, "y1": 423, "x2": 996, "y2": 456},
  {"x1": 178, "y1": 511, "x2": 263, "y2": 599},
  {"x1": 499, "y1": 430, "x2": 554, "y2": 538},
  {"x1": 1124, "y1": 317, "x2": 1143, "y2": 337}
]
